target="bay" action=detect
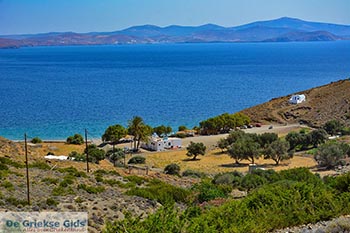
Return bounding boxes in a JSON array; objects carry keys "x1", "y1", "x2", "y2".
[{"x1": 0, "y1": 42, "x2": 349, "y2": 140}]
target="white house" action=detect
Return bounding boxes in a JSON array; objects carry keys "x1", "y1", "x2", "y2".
[
  {"x1": 142, "y1": 135, "x2": 182, "y2": 151},
  {"x1": 289, "y1": 94, "x2": 306, "y2": 104}
]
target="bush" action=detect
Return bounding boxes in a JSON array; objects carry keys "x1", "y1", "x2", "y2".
[
  {"x1": 126, "y1": 179, "x2": 192, "y2": 205},
  {"x1": 6, "y1": 197, "x2": 28, "y2": 206},
  {"x1": 41, "y1": 177, "x2": 59, "y2": 185},
  {"x1": 58, "y1": 167, "x2": 87, "y2": 178},
  {"x1": 29, "y1": 161, "x2": 51, "y2": 170},
  {"x1": 164, "y1": 164, "x2": 180, "y2": 175},
  {"x1": 46, "y1": 198, "x2": 59, "y2": 207},
  {"x1": 128, "y1": 156, "x2": 146, "y2": 164},
  {"x1": 213, "y1": 172, "x2": 243, "y2": 186},
  {"x1": 192, "y1": 179, "x2": 231, "y2": 203},
  {"x1": 1, "y1": 181, "x2": 14, "y2": 191},
  {"x1": 0, "y1": 157, "x2": 24, "y2": 168},
  {"x1": 31, "y1": 137, "x2": 42, "y2": 144},
  {"x1": 125, "y1": 175, "x2": 147, "y2": 185},
  {"x1": 69, "y1": 151, "x2": 85, "y2": 161},
  {"x1": 182, "y1": 170, "x2": 205, "y2": 178},
  {"x1": 66, "y1": 134, "x2": 84, "y2": 145},
  {"x1": 77, "y1": 184, "x2": 105, "y2": 194},
  {"x1": 315, "y1": 142, "x2": 347, "y2": 169}
]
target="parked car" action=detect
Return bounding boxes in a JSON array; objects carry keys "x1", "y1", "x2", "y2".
[{"x1": 255, "y1": 123, "x2": 262, "y2": 127}]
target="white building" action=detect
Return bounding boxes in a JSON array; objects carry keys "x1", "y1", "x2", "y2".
[
  {"x1": 289, "y1": 94, "x2": 306, "y2": 104},
  {"x1": 142, "y1": 135, "x2": 182, "y2": 151}
]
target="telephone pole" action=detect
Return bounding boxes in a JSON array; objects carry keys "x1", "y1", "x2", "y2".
[
  {"x1": 24, "y1": 133, "x2": 30, "y2": 205},
  {"x1": 85, "y1": 129, "x2": 90, "y2": 173}
]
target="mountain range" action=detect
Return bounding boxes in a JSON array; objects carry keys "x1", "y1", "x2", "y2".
[{"x1": 1, "y1": 17, "x2": 350, "y2": 48}]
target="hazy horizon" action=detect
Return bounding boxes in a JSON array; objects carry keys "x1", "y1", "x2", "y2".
[{"x1": 1, "y1": 0, "x2": 349, "y2": 35}]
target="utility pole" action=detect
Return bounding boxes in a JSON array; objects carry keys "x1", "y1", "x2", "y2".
[
  {"x1": 24, "y1": 133, "x2": 30, "y2": 205},
  {"x1": 85, "y1": 129, "x2": 89, "y2": 173}
]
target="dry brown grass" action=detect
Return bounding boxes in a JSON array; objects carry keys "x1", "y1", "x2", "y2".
[{"x1": 145, "y1": 149, "x2": 317, "y2": 175}]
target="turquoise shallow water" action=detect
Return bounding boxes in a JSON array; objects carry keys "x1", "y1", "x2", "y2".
[{"x1": 0, "y1": 42, "x2": 349, "y2": 140}]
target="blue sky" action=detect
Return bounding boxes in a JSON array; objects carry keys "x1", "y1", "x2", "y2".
[{"x1": 0, "y1": 0, "x2": 349, "y2": 35}]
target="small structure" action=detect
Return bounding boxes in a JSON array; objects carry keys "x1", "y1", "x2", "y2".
[
  {"x1": 142, "y1": 135, "x2": 182, "y2": 151},
  {"x1": 289, "y1": 94, "x2": 306, "y2": 104},
  {"x1": 44, "y1": 155, "x2": 69, "y2": 160}
]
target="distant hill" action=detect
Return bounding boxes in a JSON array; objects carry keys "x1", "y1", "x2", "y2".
[
  {"x1": 240, "y1": 79, "x2": 350, "y2": 128},
  {"x1": 1, "y1": 17, "x2": 349, "y2": 48}
]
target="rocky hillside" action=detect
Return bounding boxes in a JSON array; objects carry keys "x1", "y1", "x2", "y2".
[{"x1": 241, "y1": 79, "x2": 350, "y2": 127}]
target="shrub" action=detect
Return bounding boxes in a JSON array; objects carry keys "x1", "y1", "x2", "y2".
[
  {"x1": 6, "y1": 197, "x2": 28, "y2": 206},
  {"x1": 315, "y1": 142, "x2": 347, "y2": 168},
  {"x1": 213, "y1": 172, "x2": 243, "y2": 186},
  {"x1": 66, "y1": 134, "x2": 84, "y2": 145},
  {"x1": 182, "y1": 170, "x2": 205, "y2": 178},
  {"x1": 58, "y1": 167, "x2": 87, "y2": 178},
  {"x1": 125, "y1": 175, "x2": 147, "y2": 185},
  {"x1": 192, "y1": 179, "x2": 230, "y2": 203},
  {"x1": 128, "y1": 156, "x2": 146, "y2": 164},
  {"x1": 31, "y1": 137, "x2": 42, "y2": 144},
  {"x1": 240, "y1": 174, "x2": 268, "y2": 191},
  {"x1": 164, "y1": 163, "x2": 180, "y2": 175},
  {"x1": 41, "y1": 177, "x2": 59, "y2": 185},
  {"x1": 1, "y1": 181, "x2": 14, "y2": 191},
  {"x1": 69, "y1": 151, "x2": 85, "y2": 161},
  {"x1": 126, "y1": 179, "x2": 191, "y2": 205},
  {"x1": 0, "y1": 157, "x2": 24, "y2": 168},
  {"x1": 52, "y1": 186, "x2": 75, "y2": 196},
  {"x1": 29, "y1": 161, "x2": 51, "y2": 170},
  {"x1": 77, "y1": 184, "x2": 105, "y2": 194},
  {"x1": 85, "y1": 144, "x2": 106, "y2": 164},
  {"x1": 46, "y1": 198, "x2": 59, "y2": 207}
]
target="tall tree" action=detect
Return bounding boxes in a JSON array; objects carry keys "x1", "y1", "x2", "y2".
[
  {"x1": 128, "y1": 116, "x2": 152, "y2": 150},
  {"x1": 228, "y1": 136, "x2": 260, "y2": 164},
  {"x1": 310, "y1": 129, "x2": 328, "y2": 148},
  {"x1": 264, "y1": 139, "x2": 292, "y2": 165},
  {"x1": 186, "y1": 142, "x2": 206, "y2": 160},
  {"x1": 102, "y1": 124, "x2": 127, "y2": 143}
]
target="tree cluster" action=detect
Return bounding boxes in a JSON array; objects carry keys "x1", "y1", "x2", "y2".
[
  {"x1": 199, "y1": 112, "x2": 250, "y2": 135},
  {"x1": 285, "y1": 128, "x2": 327, "y2": 151},
  {"x1": 219, "y1": 131, "x2": 292, "y2": 165}
]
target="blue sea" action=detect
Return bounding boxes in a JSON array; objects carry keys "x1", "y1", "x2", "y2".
[{"x1": 0, "y1": 42, "x2": 349, "y2": 140}]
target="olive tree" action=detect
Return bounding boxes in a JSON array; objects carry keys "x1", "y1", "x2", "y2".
[
  {"x1": 264, "y1": 139, "x2": 292, "y2": 165},
  {"x1": 186, "y1": 142, "x2": 206, "y2": 160}
]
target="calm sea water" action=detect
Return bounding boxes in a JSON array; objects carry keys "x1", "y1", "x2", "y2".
[{"x1": 0, "y1": 42, "x2": 349, "y2": 140}]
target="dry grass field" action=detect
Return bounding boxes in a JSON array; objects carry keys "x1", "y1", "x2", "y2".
[{"x1": 144, "y1": 148, "x2": 317, "y2": 175}]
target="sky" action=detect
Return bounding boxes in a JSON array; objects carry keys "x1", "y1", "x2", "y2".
[{"x1": 0, "y1": 0, "x2": 349, "y2": 35}]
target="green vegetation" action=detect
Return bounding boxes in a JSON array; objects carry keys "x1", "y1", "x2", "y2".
[
  {"x1": 0, "y1": 157, "x2": 24, "y2": 169},
  {"x1": 128, "y1": 116, "x2": 152, "y2": 151},
  {"x1": 164, "y1": 163, "x2": 180, "y2": 175},
  {"x1": 182, "y1": 170, "x2": 206, "y2": 178},
  {"x1": 1, "y1": 180, "x2": 14, "y2": 191},
  {"x1": 200, "y1": 112, "x2": 250, "y2": 135},
  {"x1": 324, "y1": 119, "x2": 344, "y2": 136},
  {"x1": 106, "y1": 168, "x2": 350, "y2": 232},
  {"x1": 128, "y1": 156, "x2": 146, "y2": 164},
  {"x1": 84, "y1": 144, "x2": 105, "y2": 164},
  {"x1": 58, "y1": 166, "x2": 87, "y2": 177},
  {"x1": 46, "y1": 197, "x2": 59, "y2": 207},
  {"x1": 106, "y1": 148, "x2": 125, "y2": 166},
  {"x1": 178, "y1": 125, "x2": 188, "y2": 131},
  {"x1": 102, "y1": 124, "x2": 127, "y2": 142},
  {"x1": 66, "y1": 133, "x2": 84, "y2": 145},
  {"x1": 264, "y1": 139, "x2": 292, "y2": 165},
  {"x1": 29, "y1": 161, "x2": 51, "y2": 170},
  {"x1": 41, "y1": 177, "x2": 59, "y2": 185},
  {"x1": 186, "y1": 142, "x2": 206, "y2": 160},
  {"x1": 153, "y1": 125, "x2": 172, "y2": 136},
  {"x1": 315, "y1": 141, "x2": 350, "y2": 168},
  {"x1": 126, "y1": 179, "x2": 191, "y2": 205},
  {"x1": 77, "y1": 184, "x2": 105, "y2": 194},
  {"x1": 31, "y1": 137, "x2": 42, "y2": 144}
]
